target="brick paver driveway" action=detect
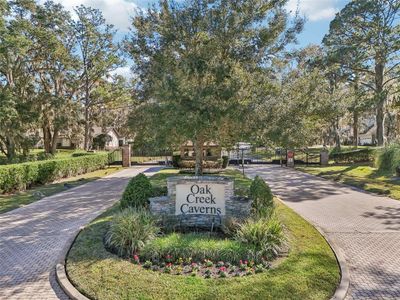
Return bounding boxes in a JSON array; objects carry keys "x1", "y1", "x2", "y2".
[
  {"x1": 0, "y1": 166, "x2": 156, "y2": 300},
  {"x1": 245, "y1": 164, "x2": 400, "y2": 299}
]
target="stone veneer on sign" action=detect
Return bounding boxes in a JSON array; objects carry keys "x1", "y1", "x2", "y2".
[{"x1": 149, "y1": 176, "x2": 252, "y2": 228}]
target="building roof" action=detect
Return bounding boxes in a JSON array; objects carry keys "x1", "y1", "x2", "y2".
[{"x1": 181, "y1": 141, "x2": 220, "y2": 147}]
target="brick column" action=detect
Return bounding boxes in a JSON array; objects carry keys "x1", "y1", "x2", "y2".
[{"x1": 122, "y1": 144, "x2": 131, "y2": 167}]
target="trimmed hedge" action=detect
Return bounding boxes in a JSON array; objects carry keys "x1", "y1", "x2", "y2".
[
  {"x1": 0, "y1": 151, "x2": 54, "y2": 165},
  {"x1": 178, "y1": 159, "x2": 223, "y2": 169},
  {"x1": 330, "y1": 148, "x2": 375, "y2": 164},
  {"x1": 0, "y1": 153, "x2": 109, "y2": 193}
]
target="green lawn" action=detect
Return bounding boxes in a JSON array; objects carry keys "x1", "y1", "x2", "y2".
[
  {"x1": 0, "y1": 166, "x2": 123, "y2": 214},
  {"x1": 297, "y1": 164, "x2": 400, "y2": 200},
  {"x1": 66, "y1": 169, "x2": 340, "y2": 300}
]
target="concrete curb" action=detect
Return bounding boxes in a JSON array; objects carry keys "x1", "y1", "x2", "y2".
[
  {"x1": 55, "y1": 226, "x2": 90, "y2": 300},
  {"x1": 55, "y1": 167, "x2": 349, "y2": 300},
  {"x1": 54, "y1": 166, "x2": 162, "y2": 300},
  {"x1": 314, "y1": 226, "x2": 350, "y2": 300},
  {"x1": 57, "y1": 207, "x2": 349, "y2": 300},
  {"x1": 275, "y1": 197, "x2": 350, "y2": 300}
]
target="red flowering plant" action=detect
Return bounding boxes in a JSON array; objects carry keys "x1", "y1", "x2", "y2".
[
  {"x1": 164, "y1": 262, "x2": 173, "y2": 274},
  {"x1": 133, "y1": 254, "x2": 140, "y2": 264},
  {"x1": 218, "y1": 266, "x2": 227, "y2": 274},
  {"x1": 165, "y1": 254, "x2": 173, "y2": 263}
]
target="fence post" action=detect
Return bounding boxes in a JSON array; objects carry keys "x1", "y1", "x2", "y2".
[
  {"x1": 122, "y1": 144, "x2": 131, "y2": 167},
  {"x1": 320, "y1": 149, "x2": 329, "y2": 166}
]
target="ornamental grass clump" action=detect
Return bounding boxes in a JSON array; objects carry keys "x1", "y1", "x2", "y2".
[
  {"x1": 250, "y1": 176, "x2": 274, "y2": 218},
  {"x1": 105, "y1": 208, "x2": 159, "y2": 256},
  {"x1": 235, "y1": 217, "x2": 284, "y2": 257},
  {"x1": 375, "y1": 143, "x2": 400, "y2": 175},
  {"x1": 120, "y1": 173, "x2": 153, "y2": 208}
]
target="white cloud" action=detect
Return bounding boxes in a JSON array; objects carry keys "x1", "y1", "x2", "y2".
[
  {"x1": 286, "y1": 0, "x2": 338, "y2": 21},
  {"x1": 43, "y1": 0, "x2": 138, "y2": 31},
  {"x1": 110, "y1": 66, "x2": 132, "y2": 78}
]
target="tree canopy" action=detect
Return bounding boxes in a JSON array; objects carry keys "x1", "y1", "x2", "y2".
[{"x1": 126, "y1": 0, "x2": 303, "y2": 174}]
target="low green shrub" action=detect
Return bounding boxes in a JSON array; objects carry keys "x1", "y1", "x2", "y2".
[
  {"x1": 235, "y1": 217, "x2": 284, "y2": 257},
  {"x1": 120, "y1": 173, "x2": 153, "y2": 209},
  {"x1": 178, "y1": 160, "x2": 222, "y2": 169},
  {"x1": 172, "y1": 155, "x2": 181, "y2": 168},
  {"x1": 330, "y1": 148, "x2": 375, "y2": 164},
  {"x1": 222, "y1": 156, "x2": 229, "y2": 168},
  {"x1": 71, "y1": 152, "x2": 92, "y2": 157},
  {"x1": 0, "y1": 151, "x2": 54, "y2": 165},
  {"x1": 250, "y1": 176, "x2": 274, "y2": 218},
  {"x1": 140, "y1": 232, "x2": 261, "y2": 264},
  {"x1": 375, "y1": 144, "x2": 400, "y2": 174},
  {"x1": 0, "y1": 153, "x2": 109, "y2": 193},
  {"x1": 152, "y1": 185, "x2": 168, "y2": 197},
  {"x1": 105, "y1": 208, "x2": 159, "y2": 256}
]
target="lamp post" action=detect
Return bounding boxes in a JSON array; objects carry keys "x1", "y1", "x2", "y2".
[{"x1": 237, "y1": 144, "x2": 248, "y2": 176}]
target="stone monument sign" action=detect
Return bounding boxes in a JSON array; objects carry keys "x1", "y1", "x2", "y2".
[{"x1": 150, "y1": 176, "x2": 252, "y2": 228}]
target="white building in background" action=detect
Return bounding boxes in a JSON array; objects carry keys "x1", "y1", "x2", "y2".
[{"x1": 35, "y1": 127, "x2": 125, "y2": 150}]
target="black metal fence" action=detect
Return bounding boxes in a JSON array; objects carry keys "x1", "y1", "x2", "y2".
[
  {"x1": 228, "y1": 147, "x2": 321, "y2": 165},
  {"x1": 130, "y1": 149, "x2": 173, "y2": 165}
]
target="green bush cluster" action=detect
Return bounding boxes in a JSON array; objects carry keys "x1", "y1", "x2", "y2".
[
  {"x1": 330, "y1": 148, "x2": 375, "y2": 164},
  {"x1": 0, "y1": 151, "x2": 54, "y2": 165},
  {"x1": 222, "y1": 156, "x2": 229, "y2": 168},
  {"x1": 250, "y1": 176, "x2": 274, "y2": 218},
  {"x1": 235, "y1": 217, "x2": 284, "y2": 258},
  {"x1": 178, "y1": 159, "x2": 222, "y2": 169},
  {"x1": 232, "y1": 176, "x2": 284, "y2": 258},
  {"x1": 105, "y1": 207, "x2": 159, "y2": 256},
  {"x1": 172, "y1": 155, "x2": 181, "y2": 168},
  {"x1": 71, "y1": 152, "x2": 92, "y2": 157},
  {"x1": 0, "y1": 153, "x2": 109, "y2": 193},
  {"x1": 375, "y1": 144, "x2": 400, "y2": 174},
  {"x1": 120, "y1": 173, "x2": 153, "y2": 209},
  {"x1": 110, "y1": 171, "x2": 284, "y2": 264}
]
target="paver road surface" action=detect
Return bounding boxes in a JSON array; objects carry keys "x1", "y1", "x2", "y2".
[
  {"x1": 0, "y1": 166, "x2": 156, "y2": 300},
  {"x1": 245, "y1": 164, "x2": 400, "y2": 299}
]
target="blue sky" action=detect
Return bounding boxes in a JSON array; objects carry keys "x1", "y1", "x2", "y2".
[{"x1": 49, "y1": 0, "x2": 350, "y2": 76}]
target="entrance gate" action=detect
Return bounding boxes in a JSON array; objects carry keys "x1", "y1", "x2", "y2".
[{"x1": 228, "y1": 147, "x2": 321, "y2": 165}]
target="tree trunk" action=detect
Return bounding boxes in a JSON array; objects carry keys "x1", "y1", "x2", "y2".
[
  {"x1": 50, "y1": 129, "x2": 59, "y2": 155},
  {"x1": 396, "y1": 111, "x2": 400, "y2": 138},
  {"x1": 334, "y1": 118, "x2": 341, "y2": 150},
  {"x1": 376, "y1": 101, "x2": 385, "y2": 146},
  {"x1": 194, "y1": 137, "x2": 204, "y2": 176},
  {"x1": 375, "y1": 62, "x2": 385, "y2": 146},
  {"x1": 5, "y1": 136, "x2": 16, "y2": 162},
  {"x1": 84, "y1": 107, "x2": 90, "y2": 151},
  {"x1": 43, "y1": 125, "x2": 52, "y2": 154},
  {"x1": 353, "y1": 111, "x2": 358, "y2": 148}
]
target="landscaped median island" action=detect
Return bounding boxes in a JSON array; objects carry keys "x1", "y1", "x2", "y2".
[
  {"x1": 66, "y1": 169, "x2": 340, "y2": 299},
  {"x1": 0, "y1": 151, "x2": 122, "y2": 214}
]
